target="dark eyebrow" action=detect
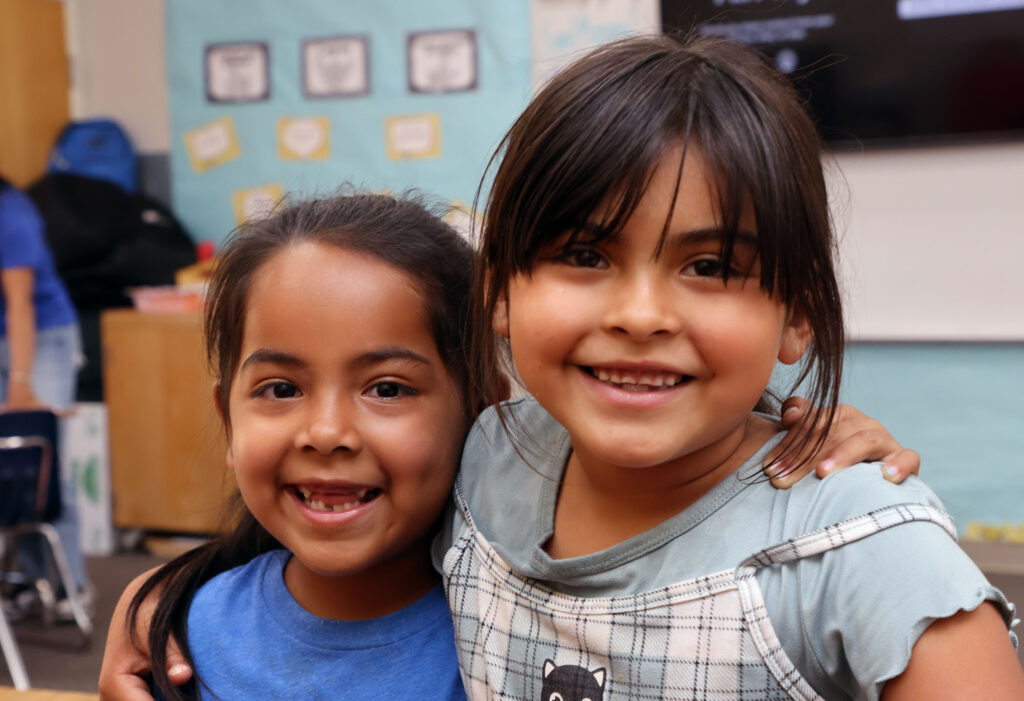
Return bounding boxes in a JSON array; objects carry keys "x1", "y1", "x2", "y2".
[
  {"x1": 240, "y1": 346, "x2": 433, "y2": 372},
  {"x1": 575, "y1": 223, "x2": 759, "y2": 251},
  {"x1": 241, "y1": 349, "x2": 303, "y2": 371},
  {"x1": 667, "y1": 227, "x2": 759, "y2": 250},
  {"x1": 349, "y1": 347, "x2": 433, "y2": 371}
]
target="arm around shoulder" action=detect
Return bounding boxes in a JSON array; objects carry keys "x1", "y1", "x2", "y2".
[
  {"x1": 98, "y1": 567, "x2": 191, "y2": 701},
  {"x1": 882, "y1": 601, "x2": 1024, "y2": 700}
]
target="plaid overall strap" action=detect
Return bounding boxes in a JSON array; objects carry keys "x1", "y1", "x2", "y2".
[
  {"x1": 741, "y1": 503, "x2": 956, "y2": 570},
  {"x1": 731, "y1": 503, "x2": 957, "y2": 701}
]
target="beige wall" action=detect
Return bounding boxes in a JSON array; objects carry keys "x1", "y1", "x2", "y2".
[
  {"x1": 832, "y1": 142, "x2": 1024, "y2": 340},
  {"x1": 65, "y1": 0, "x2": 169, "y2": 153}
]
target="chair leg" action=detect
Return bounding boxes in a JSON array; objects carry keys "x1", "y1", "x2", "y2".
[
  {"x1": 0, "y1": 602, "x2": 30, "y2": 690},
  {"x1": 36, "y1": 523, "x2": 93, "y2": 640}
]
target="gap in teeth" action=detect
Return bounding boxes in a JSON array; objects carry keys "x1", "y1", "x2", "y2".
[{"x1": 296, "y1": 486, "x2": 373, "y2": 513}]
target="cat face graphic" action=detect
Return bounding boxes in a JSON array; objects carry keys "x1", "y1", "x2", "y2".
[{"x1": 540, "y1": 659, "x2": 606, "y2": 701}]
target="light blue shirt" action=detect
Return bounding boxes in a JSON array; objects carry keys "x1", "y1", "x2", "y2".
[{"x1": 436, "y1": 397, "x2": 1016, "y2": 699}]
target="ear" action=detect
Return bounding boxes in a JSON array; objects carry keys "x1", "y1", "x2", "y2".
[
  {"x1": 492, "y1": 288, "x2": 510, "y2": 339},
  {"x1": 213, "y1": 383, "x2": 235, "y2": 470},
  {"x1": 778, "y1": 304, "x2": 812, "y2": 365}
]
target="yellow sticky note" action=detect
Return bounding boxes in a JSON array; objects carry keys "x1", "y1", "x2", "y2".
[
  {"x1": 277, "y1": 117, "x2": 330, "y2": 161},
  {"x1": 183, "y1": 117, "x2": 241, "y2": 173},
  {"x1": 385, "y1": 113, "x2": 441, "y2": 160},
  {"x1": 231, "y1": 183, "x2": 285, "y2": 225}
]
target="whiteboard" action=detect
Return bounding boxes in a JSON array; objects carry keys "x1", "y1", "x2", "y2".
[{"x1": 831, "y1": 141, "x2": 1024, "y2": 341}]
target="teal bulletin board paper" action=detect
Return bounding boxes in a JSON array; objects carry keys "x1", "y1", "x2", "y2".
[
  {"x1": 166, "y1": 0, "x2": 531, "y2": 244},
  {"x1": 772, "y1": 343, "x2": 1024, "y2": 533}
]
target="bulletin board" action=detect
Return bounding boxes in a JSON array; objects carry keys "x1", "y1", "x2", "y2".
[{"x1": 165, "y1": 0, "x2": 532, "y2": 244}]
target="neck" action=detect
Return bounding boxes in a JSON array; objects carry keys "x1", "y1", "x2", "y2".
[
  {"x1": 283, "y1": 538, "x2": 439, "y2": 620},
  {"x1": 545, "y1": 414, "x2": 777, "y2": 560}
]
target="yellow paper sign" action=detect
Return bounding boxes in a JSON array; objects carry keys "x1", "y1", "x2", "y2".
[
  {"x1": 231, "y1": 183, "x2": 285, "y2": 225},
  {"x1": 385, "y1": 113, "x2": 441, "y2": 160},
  {"x1": 277, "y1": 117, "x2": 330, "y2": 160},
  {"x1": 183, "y1": 117, "x2": 241, "y2": 172}
]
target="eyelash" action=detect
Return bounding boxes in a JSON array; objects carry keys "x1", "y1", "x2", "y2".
[
  {"x1": 555, "y1": 245, "x2": 607, "y2": 269},
  {"x1": 253, "y1": 381, "x2": 300, "y2": 400},
  {"x1": 683, "y1": 257, "x2": 732, "y2": 279},
  {"x1": 556, "y1": 246, "x2": 744, "y2": 282},
  {"x1": 365, "y1": 381, "x2": 417, "y2": 400},
  {"x1": 253, "y1": 380, "x2": 417, "y2": 401}
]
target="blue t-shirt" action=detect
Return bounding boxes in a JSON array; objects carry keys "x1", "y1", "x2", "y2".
[
  {"x1": 184, "y1": 549, "x2": 466, "y2": 700},
  {"x1": 0, "y1": 184, "x2": 75, "y2": 332}
]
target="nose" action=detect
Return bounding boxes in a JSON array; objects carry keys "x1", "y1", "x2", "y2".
[
  {"x1": 602, "y1": 272, "x2": 681, "y2": 341},
  {"x1": 296, "y1": 395, "x2": 362, "y2": 455}
]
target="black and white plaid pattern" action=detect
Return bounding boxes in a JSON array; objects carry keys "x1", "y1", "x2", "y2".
[{"x1": 443, "y1": 483, "x2": 956, "y2": 700}]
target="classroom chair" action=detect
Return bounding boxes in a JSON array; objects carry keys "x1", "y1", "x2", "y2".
[{"x1": 0, "y1": 409, "x2": 92, "y2": 690}]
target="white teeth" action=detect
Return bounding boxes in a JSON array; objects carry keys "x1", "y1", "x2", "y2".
[
  {"x1": 593, "y1": 368, "x2": 684, "y2": 389},
  {"x1": 296, "y1": 486, "x2": 370, "y2": 513}
]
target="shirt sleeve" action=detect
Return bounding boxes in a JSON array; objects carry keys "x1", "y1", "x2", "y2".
[
  {"x1": 0, "y1": 188, "x2": 46, "y2": 271},
  {"x1": 778, "y1": 471, "x2": 1016, "y2": 700}
]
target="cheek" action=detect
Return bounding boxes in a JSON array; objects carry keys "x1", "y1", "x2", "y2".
[{"x1": 701, "y1": 302, "x2": 787, "y2": 373}]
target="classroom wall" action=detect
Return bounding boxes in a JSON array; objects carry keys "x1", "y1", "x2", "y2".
[{"x1": 63, "y1": 1, "x2": 1023, "y2": 533}]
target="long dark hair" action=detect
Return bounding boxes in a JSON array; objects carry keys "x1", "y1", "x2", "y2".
[
  {"x1": 130, "y1": 190, "x2": 504, "y2": 700},
  {"x1": 470, "y1": 33, "x2": 843, "y2": 474}
]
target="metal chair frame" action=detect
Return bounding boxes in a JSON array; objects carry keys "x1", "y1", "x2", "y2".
[{"x1": 0, "y1": 422, "x2": 93, "y2": 690}]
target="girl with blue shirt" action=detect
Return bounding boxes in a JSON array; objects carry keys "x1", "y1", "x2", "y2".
[{"x1": 118, "y1": 193, "x2": 503, "y2": 699}]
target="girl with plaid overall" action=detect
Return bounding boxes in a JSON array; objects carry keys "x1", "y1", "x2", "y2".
[{"x1": 439, "y1": 35, "x2": 1023, "y2": 700}]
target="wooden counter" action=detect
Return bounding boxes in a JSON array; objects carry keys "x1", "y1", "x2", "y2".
[
  {"x1": 102, "y1": 309, "x2": 234, "y2": 534},
  {"x1": 0, "y1": 689, "x2": 98, "y2": 700}
]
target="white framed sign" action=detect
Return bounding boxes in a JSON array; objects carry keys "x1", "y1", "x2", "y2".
[
  {"x1": 407, "y1": 29, "x2": 477, "y2": 93},
  {"x1": 303, "y1": 35, "x2": 370, "y2": 98},
  {"x1": 205, "y1": 42, "x2": 270, "y2": 103}
]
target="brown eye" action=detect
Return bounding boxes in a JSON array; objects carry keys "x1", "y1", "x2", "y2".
[
  {"x1": 684, "y1": 258, "x2": 726, "y2": 278},
  {"x1": 558, "y1": 247, "x2": 607, "y2": 269},
  {"x1": 254, "y1": 381, "x2": 299, "y2": 399},
  {"x1": 367, "y1": 381, "x2": 414, "y2": 400}
]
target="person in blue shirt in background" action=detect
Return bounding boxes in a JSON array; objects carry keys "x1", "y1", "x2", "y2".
[{"x1": 0, "y1": 174, "x2": 92, "y2": 622}]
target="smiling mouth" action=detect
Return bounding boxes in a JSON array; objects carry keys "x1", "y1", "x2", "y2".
[
  {"x1": 583, "y1": 366, "x2": 692, "y2": 392},
  {"x1": 294, "y1": 485, "x2": 382, "y2": 513}
]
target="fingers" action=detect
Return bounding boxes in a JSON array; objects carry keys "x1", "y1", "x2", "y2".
[
  {"x1": 98, "y1": 672, "x2": 159, "y2": 701},
  {"x1": 166, "y1": 638, "x2": 193, "y2": 685},
  {"x1": 767, "y1": 459, "x2": 812, "y2": 489},
  {"x1": 767, "y1": 400, "x2": 920, "y2": 487},
  {"x1": 878, "y1": 448, "x2": 921, "y2": 483},
  {"x1": 98, "y1": 568, "x2": 162, "y2": 701},
  {"x1": 777, "y1": 396, "x2": 808, "y2": 429}
]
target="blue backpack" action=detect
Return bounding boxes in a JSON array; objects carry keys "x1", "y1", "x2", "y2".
[{"x1": 48, "y1": 119, "x2": 138, "y2": 194}]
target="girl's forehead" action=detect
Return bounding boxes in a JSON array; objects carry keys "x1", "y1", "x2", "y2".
[
  {"x1": 240, "y1": 243, "x2": 435, "y2": 357},
  {"x1": 591, "y1": 144, "x2": 749, "y2": 237}
]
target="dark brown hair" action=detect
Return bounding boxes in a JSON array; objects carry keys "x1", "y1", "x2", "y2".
[
  {"x1": 130, "y1": 191, "x2": 504, "y2": 700},
  {"x1": 470, "y1": 33, "x2": 843, "y2": 473}
]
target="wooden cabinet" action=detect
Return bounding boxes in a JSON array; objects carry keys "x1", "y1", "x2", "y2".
[
  {"x1": 102, "y1": 310, "x2": 234, "y2": 533},
  {"x1": 0, "y1": 0, "x2": 70, "y2": 186}
]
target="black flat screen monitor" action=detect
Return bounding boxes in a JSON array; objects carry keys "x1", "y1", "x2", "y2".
[{"x1": 660, "y1": 1, "x2": 1024, "y2": 148}]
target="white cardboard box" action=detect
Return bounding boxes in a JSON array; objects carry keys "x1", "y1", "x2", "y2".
[{"x1": 61, "y1": 402, "x2": 115, "y2": 556}]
